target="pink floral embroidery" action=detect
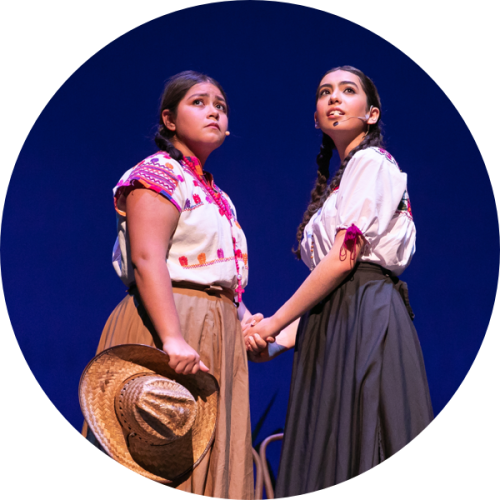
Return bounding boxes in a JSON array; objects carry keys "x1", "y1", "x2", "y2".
[
  {"x1": 193, "y1": 194, "x2": 201, "y2": 204},
  {"x1": 217, "y1": 249, "x2": 224, "y2": 259},
  {"x1": 374, "y1": 147, "x2": 398, "y2": 167},
  {"x1": 377, "y1": 147, "x2": 392, "y2": 161},
  {"x1": 235, "y1": 249, "x2": 242, "y2": 259},
  {"x1": 179, "y1": 256, "x2": 188, "y2": 267}
]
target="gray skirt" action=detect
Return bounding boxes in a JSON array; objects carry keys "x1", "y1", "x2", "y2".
[{"x1": 275, "y1": 262, "x2": 433, "y2": 496}]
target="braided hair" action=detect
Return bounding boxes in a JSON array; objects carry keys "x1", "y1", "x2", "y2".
[
  {"x1": 154, "y1": 71, "x2": 229, "y2": 161},
  {"x1": 294, "y1": 66, "x2": 384, "y2": 258}
]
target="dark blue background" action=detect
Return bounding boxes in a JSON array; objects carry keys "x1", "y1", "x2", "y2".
[{"x1": 1, "y1": 1, "x2": 498, "y2": 486}]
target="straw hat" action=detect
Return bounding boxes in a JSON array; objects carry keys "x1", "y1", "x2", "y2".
[{"x1": 79, "y1": 344, "x2": 219, "y2": 484}]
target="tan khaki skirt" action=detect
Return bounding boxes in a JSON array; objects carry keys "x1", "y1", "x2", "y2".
[{"x1": 83, "y1": 286, "x2": 254, "y2": 499}]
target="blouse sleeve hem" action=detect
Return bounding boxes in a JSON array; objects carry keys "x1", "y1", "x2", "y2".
[
  {"x1": 114, "y1": 177, "x2": 182, "y2": 216},
  {"x1": 336, "y1": 223, "x2": 370, "y2": 262}
]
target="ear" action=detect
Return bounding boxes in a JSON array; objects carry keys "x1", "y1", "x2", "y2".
[
  {"x1": 367, "y1": 106, "x2": 380, "y2": 125},
  {"x1": 162, "y1": 109, "x2": 176, "y2": 132}
]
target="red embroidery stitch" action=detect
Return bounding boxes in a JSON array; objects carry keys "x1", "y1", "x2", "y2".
[{"x1": 179, "y1": 256, "x2": 188, "y2": 267}]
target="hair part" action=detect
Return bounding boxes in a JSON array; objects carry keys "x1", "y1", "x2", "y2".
[
  {"x1": 293, "y1": 66, "x2": 384, "y2": 258},
  {"x1": 154, "y1": 70, "x2": 228, "y2": 161}
]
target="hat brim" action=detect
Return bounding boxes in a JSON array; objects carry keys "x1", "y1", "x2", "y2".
[{"x1": 79, "y1": 344, "x2": 218, "y2": 483}]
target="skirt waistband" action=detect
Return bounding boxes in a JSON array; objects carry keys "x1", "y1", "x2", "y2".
[
  {"x1": 353, "y1": 263, "x2": 415, "y2": 320},
  {"x1": 127, "y1": 281, "x2": 236, "y2": 305}
]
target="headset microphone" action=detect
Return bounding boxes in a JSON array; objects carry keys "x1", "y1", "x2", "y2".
[{"x1": 333, "y1": 106, "x2": 373, "y2": 127}]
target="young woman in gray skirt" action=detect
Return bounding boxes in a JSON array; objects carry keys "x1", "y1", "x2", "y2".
[{"x1": 244, "y1": 66, "x2": 433, "y2": 495}]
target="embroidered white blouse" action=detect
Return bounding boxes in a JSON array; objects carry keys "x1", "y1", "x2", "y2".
[
  {"x1": 111, "y1": 151, "x2": 248, "y2": 291},
  {"x1": 300, "y1": 147, "x2": 416, "y2": 276}
]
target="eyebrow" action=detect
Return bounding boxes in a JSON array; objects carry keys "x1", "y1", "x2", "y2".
[
  {"x1": 318, "y1": 80, "x2": 359, "y2": 90},
  {"x1": 187, "y1": 92, "x2": 226, "y2": 103}
]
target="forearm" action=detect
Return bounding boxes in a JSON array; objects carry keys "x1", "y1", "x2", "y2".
[
  {"x1": 272, "y1": 230, "x2": 360, "y2": 334},
  {"x1": 237, "y1": 301, "x2": 251, "y2": 324},
  {"x1": 133, "y1": 258, "x2": 183, "y2": 343},
  {"x1": 274, "y1": 318, "x2": 300, "y2": 350}
]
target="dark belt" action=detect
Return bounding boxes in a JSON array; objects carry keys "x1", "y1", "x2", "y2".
[
  {"x1": 354, "y1": 262, "x2": 415, "y2": 320},
  {"x1": 127, "y1": 281, "x2": 236, "y2": 304}
]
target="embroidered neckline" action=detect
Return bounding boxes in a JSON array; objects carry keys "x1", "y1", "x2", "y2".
[{"x1": 180, "y1": 155, "x2": 245, "y2": 303}]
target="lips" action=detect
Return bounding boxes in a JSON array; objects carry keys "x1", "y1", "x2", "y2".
[
  {"x1": 205, "y1": 122, "x2": 220, "y2": 130},
  {"x1": 327, "y1": 108, "x2": 344, "y2": 117}
]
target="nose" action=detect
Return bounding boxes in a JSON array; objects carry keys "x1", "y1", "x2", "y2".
[
  {"x1": 208, "y1": 103, "x2": 219, "y2": 120},
  {"x1": 328, "y1": 89, "x2": 341, "y2": 105}
]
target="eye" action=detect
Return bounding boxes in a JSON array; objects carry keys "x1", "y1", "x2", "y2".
[
  {"x1": 319, "y1": 89, "x2": 330, "y2": 96},
  {"x1": 216, "y1": 102, "x2": 227, "y2": 113},
  {"x1": 343, "y1": 87, "x2": 356, "y2": 94},
  {"x1": 193, "y1": 98, "x2": 204, "y2": 106}
]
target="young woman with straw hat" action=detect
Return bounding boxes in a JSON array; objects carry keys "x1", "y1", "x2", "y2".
[{"x1": 81, "y1": 71, "x2": 254, "y2": 498}]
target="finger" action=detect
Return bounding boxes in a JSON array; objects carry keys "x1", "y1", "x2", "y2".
[
  {"x1": 248, "y1": 337, "x2": 263, "y2": 354},
  {"x1": 199, "y1": 360, "x2": 210, "y2": 372},
  {"x1": 253, "y1": 313, "x2": 264, "y2": 322},
  {"x1": 253, "y1": 334, "x2": 267, "y2": 349}
]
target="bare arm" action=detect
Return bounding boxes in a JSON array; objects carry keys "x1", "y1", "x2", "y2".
[
  {"x1": 126, "y1": 188, "x2": 209, "y2": 374},
  {"x1": 245, "y1": 229, "x2": 363, "y2": 342}
]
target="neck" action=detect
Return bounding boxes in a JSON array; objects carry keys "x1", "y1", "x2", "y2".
[
  {"x1": 170, "y1": 137, "x2": 210, "y2": 166},
  {"x1": 333, "y1": 130, "x2": 367, "y2": 162}
]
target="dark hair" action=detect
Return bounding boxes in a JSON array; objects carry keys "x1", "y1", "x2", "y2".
[
  {"x1": 293, "y1": 66, "x2": 384, "y2": 258},
  {"x1": 154, "y1": 70, "x2": 228, "y2": 161}
]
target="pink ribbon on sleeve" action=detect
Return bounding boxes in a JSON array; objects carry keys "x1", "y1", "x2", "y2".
[{"x1": 339, "y1": 224, "x2": 363, "y2": 262}]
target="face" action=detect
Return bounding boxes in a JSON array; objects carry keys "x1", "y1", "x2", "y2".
[
  {"x1": 162, "y1": 82, "x2": 228, "y2": 159},
  {"x1": 314, "y1": 70, "x2": 379, "y2": 137}
]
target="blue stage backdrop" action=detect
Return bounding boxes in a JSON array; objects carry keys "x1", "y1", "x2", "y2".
[{"x1": 1, "y1": 1, "x2": 498, "y2": 486}]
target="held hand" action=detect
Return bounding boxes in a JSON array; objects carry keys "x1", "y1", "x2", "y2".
[
  {"x1": 244, "y1": 317, "x2": 279, "y2": 343},
  {"x1": 246, "y1": 333, "x2": 270, "y2": 363},
  {"x1": 162, "y1": 336, "x2": 209, "y2": 375},
  {"x1": 242, "y1": 312, "x2": 264, "y2": 336}
]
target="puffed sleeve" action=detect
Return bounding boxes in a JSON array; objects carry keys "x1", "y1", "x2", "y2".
[
  {"x1": 330, "y1": 148, "x2": 407, "y2": 251},
  {"x1": 113, "y1": 152, "x2": 189, "y2": 215}
]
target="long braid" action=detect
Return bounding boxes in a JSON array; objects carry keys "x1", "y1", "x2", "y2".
[
  {"x1": 154, "y1": 124, "x2": 184, "y2": 162},
  {"x1": 293, "y1": 134, "x2": 335, "y2": 257}
]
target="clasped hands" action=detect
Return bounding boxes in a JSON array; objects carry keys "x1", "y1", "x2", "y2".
[{"x1": 242, "y1": 314, "x2": 280, "y2": 361}]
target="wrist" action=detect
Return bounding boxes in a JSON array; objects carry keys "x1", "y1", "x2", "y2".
[
  {"x1": 161, "y1": 332, "x2": 185, "y2": 347},
  {"x1": 270, "y1": 312, "x2": 288, "y2": 334},
  {"x1": 267, "y1": 341, "x2": 288, "y2": 358}
]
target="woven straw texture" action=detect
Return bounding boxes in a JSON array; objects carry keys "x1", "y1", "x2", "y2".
[{"x1": 79, "y1": 344, "x2": 218, "y2": 483}]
